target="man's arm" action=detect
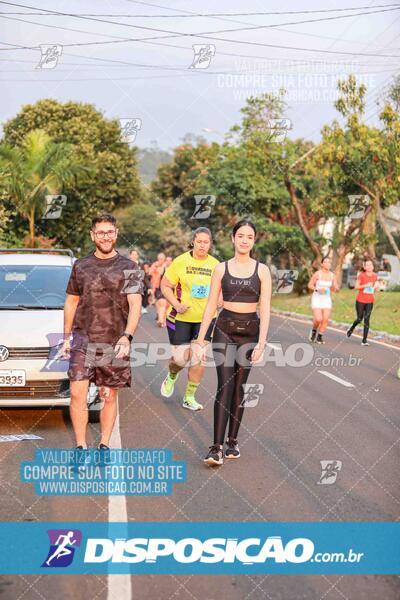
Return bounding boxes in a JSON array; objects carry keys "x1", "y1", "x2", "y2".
[
  {"x1": 114, "y1": 293, "x2": 142, "y2": 359},
  {"x1": 64, "y1": 294, "x2": 80, "y2": 337},
  {"x1": 124, "y1": 293, "x2": 142, "y2": 336},
  {"x1": 62, "y1": 294, "x2": 80, "y2": 357}
]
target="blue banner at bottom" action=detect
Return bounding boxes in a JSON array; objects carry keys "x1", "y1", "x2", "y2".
[{"x1": 0, "y1": 522, "x2": 399, "y2": 574}]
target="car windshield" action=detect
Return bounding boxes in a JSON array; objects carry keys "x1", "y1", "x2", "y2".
[{"x1": 0, "y1": 265, "x2": 71, "y2": 309}]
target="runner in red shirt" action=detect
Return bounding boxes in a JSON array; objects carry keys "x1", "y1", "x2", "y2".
[
  {"x1": 149, "y1": 252, "x2": 168, "y2": 326},
  {"x1": 346, "y1": 258, "x2": 379, "y2": 346}
]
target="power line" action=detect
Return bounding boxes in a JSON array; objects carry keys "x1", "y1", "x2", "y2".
[
  {"x1": 1, "y1": 58, "x2": 396, "y2": 71},
  {"x1": 1, "y1": 5, "x2": 396, "y2": 47},
  {"x1": 1, "y1": 4, "x2": 400, "y2": 17},
  {"x1": 0, "y1": 14, "x2": 143, "y2": 42},
  {"x1": 1, "y1": 40, "x2": 398, "y2": 75},
  {"x1": 121, "y1": 0, "x2": 400, "y2": 51},
  {"x1": 2, "y1": 13, "x2": 399, "y2": 66},
  {"x1": 0, "y1": 1, "x2": 399, "y2": 58}
]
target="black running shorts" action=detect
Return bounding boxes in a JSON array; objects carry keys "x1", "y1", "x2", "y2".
[{"x1": 166, "y1": 318, "x2": 216, "y2": 346}]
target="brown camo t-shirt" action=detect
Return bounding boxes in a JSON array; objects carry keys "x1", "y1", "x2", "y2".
[{"x1": 66, "y1": 252, "x2": 144, "y2": 344}]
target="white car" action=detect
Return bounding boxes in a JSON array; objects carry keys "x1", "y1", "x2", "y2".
[{"x1": 0, "y1": 249, "x2": 100, "y2": 420}]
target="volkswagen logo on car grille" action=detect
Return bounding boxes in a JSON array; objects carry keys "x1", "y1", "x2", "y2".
[{"x1": 0, "y1": 346, "x2": 10, "y2": 361}]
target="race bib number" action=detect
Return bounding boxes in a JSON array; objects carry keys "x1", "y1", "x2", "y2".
[
  {"x1": 191, "y1": 283, "x2": 209, "y2": 299},
  {"x1": 364, "y1": 286, "x2": 375, "y2": 294}
]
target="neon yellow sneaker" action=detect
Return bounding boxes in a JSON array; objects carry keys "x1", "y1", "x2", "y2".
[
  {"x1": 182, "y1": 396, "x2": 203, "y2": 411},
  {"x1": 160, "y1": 372, "x2": 178, "y2": 398}
]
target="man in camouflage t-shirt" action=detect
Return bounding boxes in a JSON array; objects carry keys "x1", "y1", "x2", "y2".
[{"x1": 62, "y1": 214, "x2": 143, "y2": 450}]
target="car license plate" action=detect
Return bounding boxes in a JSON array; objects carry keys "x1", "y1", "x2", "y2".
[{"x1": 0, "y1": 370, "x2": 26, "y2": 386}]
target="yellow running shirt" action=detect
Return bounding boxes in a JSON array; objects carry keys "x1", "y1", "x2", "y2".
[{"x1": 164, "y1": 251, "x2": 219, "y2": 323}]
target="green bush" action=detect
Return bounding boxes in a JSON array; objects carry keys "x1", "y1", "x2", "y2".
[{"x1": 293, "y1": 268, "x2": 311, "y2": 296}]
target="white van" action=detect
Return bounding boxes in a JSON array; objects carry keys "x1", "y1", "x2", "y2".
[{"x1": 0, "y1": 249, "x2": 100, "y2": 420}]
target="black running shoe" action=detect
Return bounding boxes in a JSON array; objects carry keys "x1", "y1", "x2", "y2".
[
  {"x1": 309, "y1": 329, "x2": 317, "y2": 342},
  {"x1": 73, "y1": 446, "x2": 90, "y2": 467},
  {"x1": 346, "y1": 328, "x2": 353, "y2": 338},
  {"x1": 97, "y1": 443, "x2": 111, "y2": 465},
  {"x1": 204, "y1": 444, "x2": 224, "y2": 466},
  {"x1": 316, "y1": 334, "x2": 325, "y2": 344},
  {"x1": 225, "y1": 438, "x2": 240, "y2": 459}
]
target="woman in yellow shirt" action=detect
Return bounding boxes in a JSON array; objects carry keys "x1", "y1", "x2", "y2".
[{"x1": 160, "y1": 227, "x2": 219, "y2": 411}]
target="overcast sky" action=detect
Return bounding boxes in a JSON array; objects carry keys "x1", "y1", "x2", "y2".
[{"x1": 0, "y1": 0, "x2": 399, "y2": 149}]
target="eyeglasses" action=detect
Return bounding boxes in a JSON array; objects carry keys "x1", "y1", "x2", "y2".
[{"x1": 93, "y1": 230, "x2": 117, "y2": 239}]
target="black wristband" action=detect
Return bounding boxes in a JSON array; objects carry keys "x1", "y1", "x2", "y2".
[{"x1": 123, "y1": 332, "x2": 133, "y2": 342}]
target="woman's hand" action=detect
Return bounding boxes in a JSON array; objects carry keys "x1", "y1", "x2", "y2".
[
  {"x1": 251, "y1": 342, "x2": 265, "y2": 364},
  {"x1": 192, "y1": 339, "x2": 209, "y2": 362},
  {"x1": 175, "y1": 303, "x2": 191, "y2": 314}
]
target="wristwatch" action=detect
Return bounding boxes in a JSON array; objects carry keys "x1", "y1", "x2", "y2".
[{"x1": 122, "y1": 332, "x2": 133, "y2": 342}]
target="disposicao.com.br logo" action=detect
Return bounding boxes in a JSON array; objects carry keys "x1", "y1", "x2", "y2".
[
  {"x1": 82, "y1": 536, "x2": 362, "y2": 565},
  {"x1": 0, "y1": 522, "x2": 392, "y2": 575}
]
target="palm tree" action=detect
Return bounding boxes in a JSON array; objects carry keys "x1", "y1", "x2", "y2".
[{"x1": 0, "y1": 129, "x2": 87, "y2": 247}]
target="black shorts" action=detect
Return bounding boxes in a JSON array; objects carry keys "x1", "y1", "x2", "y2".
[
  {"x1": 68, "y1": 334, "x2": 131, "y2": 388},
  {"x1": 154, "y1": 287, "x2": 164, "y2": 300},
  {"x1": 166, "y1": 318, "x2": 216, "y2": 346}
]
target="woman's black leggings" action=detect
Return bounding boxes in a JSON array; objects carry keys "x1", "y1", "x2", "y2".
[
  {"x1": 350, "y1": 301, "x2": 374, "y2": 342},
  {"x1": 212, "y1": 309, "x2": 260, "y2": 445},
  {"x1": 142, "y1": 287, "x2": 150, "y2": 308}
]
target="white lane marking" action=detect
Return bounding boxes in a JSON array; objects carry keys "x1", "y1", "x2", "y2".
[
  {"x1": 267, "y1": 343, "x2": 281, "y2": 350},
  {"x1": 107, "y1": 401, "x2": 131, "y2": 600},
  {"x1": 318, "y1": 370, "x2": 355, "y2": 388},
  {"x1": 0, "y1": 434, "x2": 43, "y2": 442}
]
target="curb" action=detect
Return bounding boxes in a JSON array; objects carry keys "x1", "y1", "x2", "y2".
[{"x1": 271, "y1": 308, "x2": 400, "y2": 346}]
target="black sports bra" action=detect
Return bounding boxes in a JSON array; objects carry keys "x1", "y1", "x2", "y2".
[{"x1": 221, "y1": 260, "x2": 261, "y2": 303}]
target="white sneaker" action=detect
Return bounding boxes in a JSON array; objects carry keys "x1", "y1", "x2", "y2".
[
  {"x1": 182, "y1": 396, "x2": 203, "y2": 411},
  {"x1": 160, "y1": 372, "x2": 177, "y2": 398}
]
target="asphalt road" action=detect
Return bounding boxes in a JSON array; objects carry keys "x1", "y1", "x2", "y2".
[{"x1": 0, "y1": 309, "x2": 399, "y2": 600}]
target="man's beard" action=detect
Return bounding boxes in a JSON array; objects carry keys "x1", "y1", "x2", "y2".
[{"x1": 95, "y1": 239, "x2": 117, "y2": 254}]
